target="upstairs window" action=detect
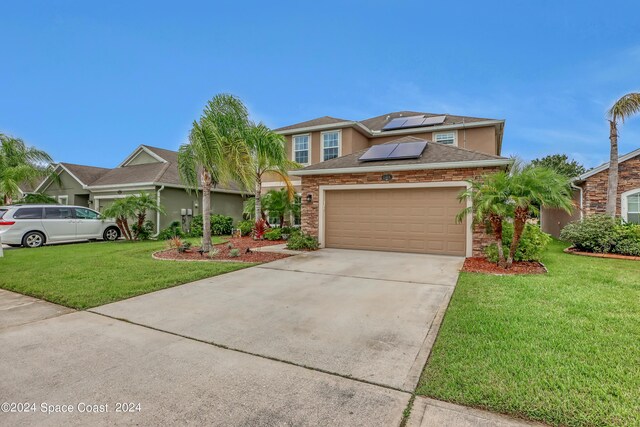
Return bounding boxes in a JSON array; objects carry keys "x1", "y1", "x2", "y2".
[
  {"x1": 627, "y1": 192, "x2": 640, "y2": 224},
  {"x1": 434, "y1": 132, "x2": 456, "y2": 145},
  {"x1": 322, "y1": 131, "x2": 341, "y2": 161},
  {"x1": 293, "y1": 134, "x2": 310, "y2": 165}
]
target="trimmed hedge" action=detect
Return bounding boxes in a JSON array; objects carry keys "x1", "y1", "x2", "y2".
[{"x1": 560, "y1": 214, "x2": 640, "y2": 256}]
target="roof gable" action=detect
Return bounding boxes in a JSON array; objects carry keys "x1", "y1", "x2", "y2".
[
  {"x1": 577, "y1": 147, "x2": 640, "y2": 181},
  {"x1": 117, "y1": 145, "x2": 169, "y2": 168}
]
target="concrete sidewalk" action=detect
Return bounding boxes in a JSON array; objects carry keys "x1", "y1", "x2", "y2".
[{"x1": 0, "y1": 289, "x2": 73, "y2": 329}]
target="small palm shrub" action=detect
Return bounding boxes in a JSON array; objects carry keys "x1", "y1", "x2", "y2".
[
  {"x1": 237, "y1": 220, "x2": 253, "y2": 236},
  {"x1": 286, "y1": 232, "x2": 319, "y2": 251},
  {"x1": 485, "y1": 223, "x2": 551, "y2": 262},
  {"x1": 561, "y1": 215, "x2": 640, "y2": 256},
  {"x1": 132, "y1": 220, "x2": 155, "y2": 240},
  {"x1": 264, "y1": 228, "x2": 282, "y2": 241},
  {"x1": 190, "y1": 214, "x2": 234, "y2": 237},
  {"x1": 158, "y1": 221, "x2": 185, "y2": 240}
]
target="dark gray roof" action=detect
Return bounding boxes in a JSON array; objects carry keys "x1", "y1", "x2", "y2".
[
  {"x1": 298, "y1": 136, "x2": 507, "y2": 172},
  {"x1": 274, "y1": 116, "x2": 349, "y2": 132},
  {"x1": 60, "y1": 163, "x2": 110, "y2": 185},
  {"x1": 275, "y1": 111, "x2": 497, "y2": 133}
]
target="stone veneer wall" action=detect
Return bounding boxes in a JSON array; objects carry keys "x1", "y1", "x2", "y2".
[
  {"x1": 581, "y1": 155, "x2": 640, "y2": 215},
  {"x1": 299, "y1": 167, "x2": 503, "y2": 257}
]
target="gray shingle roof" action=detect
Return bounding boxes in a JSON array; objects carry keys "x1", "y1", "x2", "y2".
[
  {"x1": 275, "y1": 111, "x2": 496, "y2": 133},
  {"x1": 60, "y1": 163, "x2": 110, "y2": 185},
  {"x1": 297, "y1": 136, "x2": 507, "y2": 172}
]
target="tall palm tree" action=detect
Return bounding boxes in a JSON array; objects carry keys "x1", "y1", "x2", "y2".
[
  {"x1": 0, "y1": 134, "x2": 54, "y2": 205},
  {"x1": 505, "y1": 164, "x2": 573, "y2": 267},
  {"x1": 457, "y1": 171, "x2": 512, "y2": 267},
  {"x1": 606, "y1": 93, "x2": 640, "y2": 216},
  {"x1": 178, "y1": 94, "x2": 254, "y2": 251},
  {"x1": 244, "y1": 122, "x2": 299, "y2": 221}
]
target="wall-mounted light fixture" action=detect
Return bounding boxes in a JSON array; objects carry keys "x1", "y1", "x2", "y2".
[
  {"x1": 382, "y1": 173, "x2": 393, "y2": 182},
  {"x1": 117, "y1": 190, "x2": 122, "y2": 194},
  {"x1": 194, "y1": 201, "x2": 199, "y2": 209},
  {"x1": 306, "y1": 193, "x2": 313, "y2": 203}
]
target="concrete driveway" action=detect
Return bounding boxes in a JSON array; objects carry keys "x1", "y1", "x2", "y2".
[{"x1": 1, "y1": 249, "x2": 463, "y2": 426}]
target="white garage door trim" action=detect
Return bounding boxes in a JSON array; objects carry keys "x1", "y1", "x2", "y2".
[{"x1": 318, "y1": 181, "x2": 473, "y2": 257}]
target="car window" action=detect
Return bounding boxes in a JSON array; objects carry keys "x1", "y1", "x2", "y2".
[
  {"x1": 0, "y1": 209, "x2": 7, "y2": 219},
  {"x1": 13, "y1": 207, "x2": 44, "y2": 219},
  {"x1": 74, "y1": 208, "x2": 100, "y2": 220},
  {"x1": 44, "y1": 207, "x2": 73, "y2": 219}
]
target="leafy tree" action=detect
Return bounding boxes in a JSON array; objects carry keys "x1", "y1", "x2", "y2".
[
  {"x1": 178, "y1": 94, "x2": 254, "y2": 251},
  {"x1": 244, "y1": 122, "x2": 299, "y2": 221},
  {"x1": 457, "y1": 171, "x2": 513, "y2": 267},
  {"x1": 0, "y1": 134, "x2": 54, "y2": 205},
  {"x1": 530, "y1": 154, "x2": 586, "y2": 178},
  {"x1": 607, "y1": 93, "x2": 640, "y2": 216}
]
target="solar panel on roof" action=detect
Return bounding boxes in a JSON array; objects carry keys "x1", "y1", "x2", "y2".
[
  {"x1": 381, "y1": 118, "x2": 408, "y2": 130},
  {"x1": 421, "y1": 115, "x2": 446, "y2": 126},
  {"x1": 386, "y1": 141, "x2": 427, "y2": 159},
  {"x1": 401, "y1": 116, "x2": 428, "y2": 128},
  {"x1": 359, "y1": 140, "x2": 427, "y2": 162},
  {"x1": 359, "y1": 144, "x2": 398, "y2": 161}
]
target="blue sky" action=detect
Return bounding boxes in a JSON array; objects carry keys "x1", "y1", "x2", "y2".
[{"x1": 1, "y1": 1, "x2": 639, "y2": 169}]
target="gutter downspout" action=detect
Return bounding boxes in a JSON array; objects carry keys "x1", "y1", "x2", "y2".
[{"x1": 156, "y1": 185, "x2": 165, "y2": 236}]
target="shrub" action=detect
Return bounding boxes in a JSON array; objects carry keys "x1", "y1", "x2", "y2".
[
  {"x1": 189, "y1": 214, "x2": 234, "y2": 237},
  {"x1": 612, "y1": 222, "x2": 640, "y2": 256},
  {"x1": 237, "y1": 220, "x2": 253, "y2": 236},
  {"x1": 286, "y1": 232, "x2": 319, "y2": 251},
  {"x1": 264, "y1": 228, "x2": 282, "y2": 241},
  {"x1": 158, "y1": 221, "x2": 184, "y2": 240},
  {"x1": 560, "y1": 215, "x2": 619, "y2": 253},
  {"x1": 485, "y1": 223, "x2": 551, "y2": 262},
  {"x1": 229, "y1": 248, "x2": 240, "y2": 258},
  {"x1": 253, "y1": 219, "x2": 267, "y2": 240},
  {"x1": 132, "y1": 220, "x2": 155, "y2": 240}
]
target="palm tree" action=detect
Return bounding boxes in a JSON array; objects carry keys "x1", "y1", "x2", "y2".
[
  {"x1": 0, "y1": 134, "x2": 54, "y2": 205},
  {"x1": 178, "y1": 94, "x2": 254, "y2": 251},
  {"x1": 457, "y1": 171, "x2": 512, "y2": 267},
  {"x1": 244, "y1": 123, "x2": 299, "y2": 221},
  {"x1": 262, "y1": 189, "x2": 299, "y2": 227},
  {"x1": 102, "y1": 198, "x2": 135, "y2": 240},
  {"x1": 505, "y1": 165, "x2": 573, "y2": 267},
  {"x1": 130, "y1": 192, "x2": 165, "y2": 237},
  {"x1": 606, "y1": 93, "x2": 640, "y2": 216}
]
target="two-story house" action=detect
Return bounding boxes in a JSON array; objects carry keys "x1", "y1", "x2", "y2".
[{"x1": 271, "y1": 111, "x2": 511, "y2": 257}]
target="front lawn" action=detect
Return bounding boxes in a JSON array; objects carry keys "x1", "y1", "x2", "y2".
[
  {"x1": 0, "y1": 238, "x2": 252, "y2": 309},
  {"x1": 417, "y1": 240, "x2": 640, "y2": 426}
]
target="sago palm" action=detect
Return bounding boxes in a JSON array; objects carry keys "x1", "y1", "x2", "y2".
[
  {"x1": 606, "y1": 93, "x2": 640, "y2": 216},
  {"x1": 457, "y1": 171, "x2": 512, "y2": 267},
  {"x1": 244, "y1": 122, "x2": 299, "y2": 221},
  {"x1": 0, "y1": 134, "x2": 54, "y2": 205},
  {"x1": 178, "y1": 94, "x2": 254, "y2": 251}
]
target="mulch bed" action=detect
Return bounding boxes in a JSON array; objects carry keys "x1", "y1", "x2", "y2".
[
  {"x1": 153, "y1": 236, "x2": 290, "y2": 263},
  {"x1": 563, "y1": 247, "x2": 640, "y2": 261},
  {"x1": 462, "y1": 257, "x2": 547, "y2": 275}
]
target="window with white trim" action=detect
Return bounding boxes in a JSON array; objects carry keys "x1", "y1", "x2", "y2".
[
  {"x1": 293, "y1": 134, "x2": 310, "y2": 164},
  {"x1": 58, "y1": 195, "x2": 69, "y2": 205},
  {"x1": 322, "y1": 131, "x2": 340, "y2": 161},
  {"x1": 627, "y1": 192, "x2": 640, "y2": 224},
  {"x1": 434, "y1": 132, "x2": 456, "y2": 145}
]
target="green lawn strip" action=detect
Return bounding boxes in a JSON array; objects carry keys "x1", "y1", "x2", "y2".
[
  {"x1": 417, "y1": 240, "x2": 640, "y2": 427},
  {"x1": 0, "y1": 237, "x2": 254, "y2": 309}
]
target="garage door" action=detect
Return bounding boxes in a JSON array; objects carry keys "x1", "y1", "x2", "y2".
[{"x1": 324, "y1": 187, "x2": 466, "y2": 256}]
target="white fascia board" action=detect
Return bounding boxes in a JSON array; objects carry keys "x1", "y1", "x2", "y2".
[
  {"x1": 369, "y1": 120, "x2": 505, "y2": 138},
  {"x1": 276, "y1": 121, "x2": 361, "y2": 136},
  {"x1": 34, "y1": 164, "x2": 89, "y2": 192},
  {"x1": 577, "y1": 147, "x2": 640, "y2": 181},
  {"x1": 289, "y1": 158, "x2": 513, "y2": 176},
  {"x1": 86, "y1": 181, "x2": 248, "y2": 195}
]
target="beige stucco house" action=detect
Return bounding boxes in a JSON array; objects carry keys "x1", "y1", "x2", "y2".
[
  {"x1": 275, "y1": 111, "x2": 510, "y2": 257},
  {"x1": 541, "y1": 147, "x2": 640, "y2": 237},
  {"x1": 35, "y1": 145, "x2": 246, "y2": 234}
]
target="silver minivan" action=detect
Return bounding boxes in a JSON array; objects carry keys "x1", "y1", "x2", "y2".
[{"x1": 0, "y1": 205, "x2": 120, "y2": 248}]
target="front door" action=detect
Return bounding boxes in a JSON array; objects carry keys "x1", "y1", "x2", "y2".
[
  {"x1": 42, "y1": 206, "x2": 76, "y2": 241},
  {"x1": 74, "y1": 208, "x2": 103, "y2": 239}
]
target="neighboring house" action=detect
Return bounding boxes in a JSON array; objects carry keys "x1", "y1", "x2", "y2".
[
  {"x1": 282, "y1": 110, "x2": 509, "y2": 258},
  {"x1": 34, "y1": 145, "x2": 246, "y2": 234},
  {"x1": 269, "y1": 111, "x2": 505, "y2": 193},
  {"x1": 541, "y1": 147, "x2": 640, "y2": 237}
]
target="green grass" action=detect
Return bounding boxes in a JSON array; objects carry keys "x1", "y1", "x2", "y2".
[
  {"x1": 0, "y1": 237, "x2": 253, "y2": 309},
  {"x1": 417, "y1": 240, "x2": 640, "y2": 426}
]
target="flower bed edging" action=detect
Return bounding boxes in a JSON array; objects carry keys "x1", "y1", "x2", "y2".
[{"x1": 563, "y1": 247, "x2": 640, "y2": 261}]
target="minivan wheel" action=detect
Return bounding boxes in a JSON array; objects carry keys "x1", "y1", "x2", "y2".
[
  {"x1": 103, "y1": 227, "x2": 120, "y2": 241},
  {"x1": 22, "y1": 231, "x2": 45, "y2": 248}
]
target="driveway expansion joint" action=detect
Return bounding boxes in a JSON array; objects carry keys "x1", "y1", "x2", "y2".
[{"x1": 89, "y1": 310, "x2": 413, "y2": 395}]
